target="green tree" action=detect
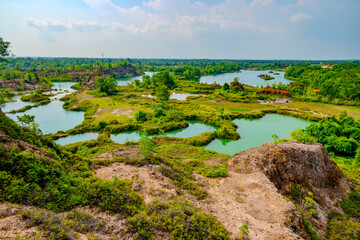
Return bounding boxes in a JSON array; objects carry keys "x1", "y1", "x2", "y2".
[
  {"x1": 222, "y1": 83, "x2": 230, "y2": 91},
  {"x1": 16, "y1": 114, "x2": 41, "y2": 134},
  {"x1": 271, "y1": 134, "x2": 279, "y2": 142},
  {"x1": 139, "y1": 136, "x2": 154, "y2": 157},
  {"x1": 151, "y1": 71, "x2": 177, "y2": 89},
  {"x1": 0, "y1": 37, "x2": 11, "y2": 62},
  {"x1": 17, "y1": 114, "x2": 35, "y2": 128},
  {"x1": 156, "y1": 85, "x2": 170, "y2": 102},
  {"x1": 96, "y1": 77, "x2": 117, "y2": 95},
  {"x1": 135, "y1": 111, "x2": 147, "y2": 122}
]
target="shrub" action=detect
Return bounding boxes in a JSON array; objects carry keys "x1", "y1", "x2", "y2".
[{"x1": 135, "y1": 111, "x2": 147, "y2": 122}]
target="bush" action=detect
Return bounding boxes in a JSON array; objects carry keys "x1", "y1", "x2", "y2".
[
  {"x1": 341, "y1": 191, "x2": 360, "y2": 219},
  {"x1": 324, "y1": 136, "x2": 358, "y2": 156},
  {"x1": 153, "y1": 106, "x2": 165, "y2": 118},
  {"x1": 216, "y1": 125, "x2": 240, "y2": 140},
  {"x1": 128, "y1": 198, "x2": 230, "y2": 240},
  {"x1": 135, "y1": 111, "x2": 147, "y2": 122}
]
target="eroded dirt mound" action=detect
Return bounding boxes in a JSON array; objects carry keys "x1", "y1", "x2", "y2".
[
  {"x1": 0, "y1": 131, "x2": 51, "y2": 159},
  {"x1": 229, "y1": 140, "x2": 350, "y2": 237},
  {"x1": 93, "y1": 148, "x2": 140, "y2": 160},
  {"x1": 94, "y1": 161, "x2": 306, "y2": 239},
  {"x1": 191, "y1": 171, "x2": 305, "y2": 240},
  {"x1": 94, "y1": 162, "x2": 177, "y2": 205}
]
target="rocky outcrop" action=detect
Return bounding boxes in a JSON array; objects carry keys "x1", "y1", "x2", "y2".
[
  {"x1": 0, "y1": 65, "x2": 142, "y2": 90},
  {"x1": 0, "y1": 79, "x2": 48, "y2": 91},
  {"x1": 229, "y1": 140, "x2": 350, "y2": 237}
]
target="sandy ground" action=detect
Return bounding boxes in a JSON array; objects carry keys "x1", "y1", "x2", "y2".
[{"x1": 94, "y1": 161, "x2": 304, "y2": 239}]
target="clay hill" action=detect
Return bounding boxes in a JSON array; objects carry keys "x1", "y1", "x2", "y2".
[{"x1": 0, "y1": 110, "x2": 354, "y2": 239}]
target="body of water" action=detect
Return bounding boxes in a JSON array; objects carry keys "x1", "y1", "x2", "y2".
[
  {"x1": 199, "y1": 70, "x2": 291, "y2": 87},
  {"x1": 116, "y1": 72, "x2": 156, "y2": 86},
  {"x1": 110, "y1": 120, "x2": 217, "y2": 144},
  {"x1": 170, "y1": 93, "x2": 204, "y2": 100},
  {"x1": 1, "y1": 95, "x2": 36, "y2": 113},
  {"x1": 205, "y1": 114, "x2": 312, "y2": 155},
  {"x1": 5, "y1": 82, "x2": 85, "y2": 134},
  {"x1": 55, "y1": 132, "x2": 99, "y2": 145}
]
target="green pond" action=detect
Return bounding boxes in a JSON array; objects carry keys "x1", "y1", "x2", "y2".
[
  {"x1": 110, "y1": 120, "x2": 218, "y2": 144},
  {"x1": 199, "y1": 70, "x2": 292, "y2": 87},
  {"x1": 55, "y1": 132, "x2": 99, "y2": 145},
  {"x1": 205, "y1": 114, "x2": 312, "y2": 155}
]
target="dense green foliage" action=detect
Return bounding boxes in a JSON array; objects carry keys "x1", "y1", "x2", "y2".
[
  {"x1": 285, "y1": 62, "x2": 360, "y2": 104},
  {"x1": 326, "y1": 211, "x2": 360, "y2": 240},
  {"x1": 0, "y1": 144, "x2": 143, "y2": 214},
  {"x1": 95, "y1": 76, "x2": 117, "y2": 95},
  {"x1": 292, "y1": 112, "x2": 359, "y2": 156}
]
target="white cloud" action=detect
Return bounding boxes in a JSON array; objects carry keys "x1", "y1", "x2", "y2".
[
  {"x1": 82, "y1": 0, "x2": 112, "y2": 8},
  {"x1": 25, "y1": 18, "x2": 102, "y2": 32},
  {"x1": 25, "y1": 18, "x2": 70, "y2": 31},
  {"x1": 296, "y1": 0, "x2": 315, "y2": 7},
  {"x1": 290, "y1": 13, "x2": 312, "y2": 22}
]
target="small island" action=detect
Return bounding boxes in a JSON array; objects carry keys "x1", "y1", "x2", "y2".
[{"x1": 257, "y1": 74, "x2": 275, "y2": 80}]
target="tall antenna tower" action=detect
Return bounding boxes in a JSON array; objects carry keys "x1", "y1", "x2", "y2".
[{"x1": 102, "y1": 53, "x2": 104, "y2": 58}]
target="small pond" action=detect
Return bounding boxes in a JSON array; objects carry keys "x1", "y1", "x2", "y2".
[
  {"x1": 205, "y1": 114, "x2": 312, "y2": 155},
  {"x1": 110, "y1": 121, "x2": 217, "y2": 144},
  {"x1": 143, "y1": 93, "x2": 204, "y2": 101},
  {"x1": 55, "y1": 132, "x2": 99, "y2": 145},
  {"x1": 116, "y1": 72, "x2": 156, "y2": 86},
  {"x1": 199, "y1": 70, "x2": 292, "y2": 87},
  {"x1": 170, "y1": 93, "x2": 204, "y2": 100}
]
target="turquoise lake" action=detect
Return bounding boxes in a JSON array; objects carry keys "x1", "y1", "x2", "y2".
[
  {"x1": 205, "y1": 114, "x2": 312, "y2": 155},
  {"x1": 110, "y1": 121, "x2": 218, "y2": 144}
]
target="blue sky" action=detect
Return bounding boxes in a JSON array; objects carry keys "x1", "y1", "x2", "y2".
[{"x1": 0, "y1": 0, "x2": 359, "y2": 59}]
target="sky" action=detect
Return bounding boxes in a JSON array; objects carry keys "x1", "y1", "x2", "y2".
[{"x1": 0, "y1": 0, "x2": 359, "y2": 59}]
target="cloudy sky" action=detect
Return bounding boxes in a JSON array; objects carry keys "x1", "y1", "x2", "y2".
[{"x1": 0, "y1": 0, "x2": 359, "y2": 59}]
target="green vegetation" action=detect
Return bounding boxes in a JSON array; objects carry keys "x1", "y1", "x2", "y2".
[
  {"x1": 285, "y1": 62, "x2": 360, "y2": 105},
  {"x1": 291, "y1": 112, "x2": 359, "y2": 156},
  {"x1": 128, "y1": 198, "x2": 230, "y2": 240},
  {"x1": 20, "y1": 89, "x2": 50, "y2": 103},
  {"x1": 95, "y1": 76, "x2": 117, "y2": 95}
]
